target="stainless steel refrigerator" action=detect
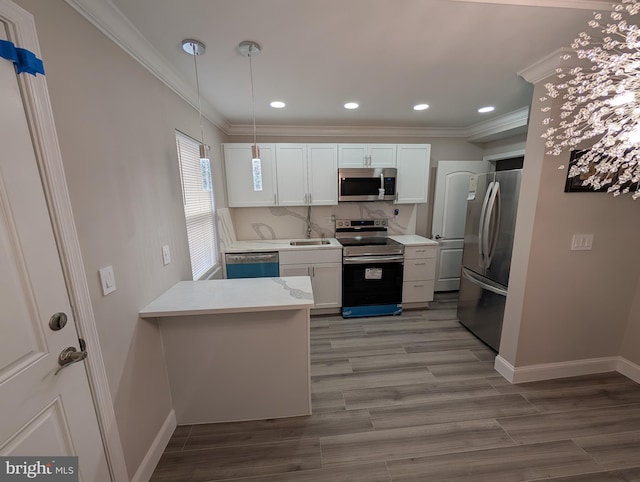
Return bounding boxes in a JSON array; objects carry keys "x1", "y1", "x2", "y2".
[{"x1": 457, "y1": 169, "x2": 522, "y2": 351}]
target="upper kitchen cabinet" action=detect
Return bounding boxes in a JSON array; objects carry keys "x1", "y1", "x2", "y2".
[
  {"x1": 224, "y1": 143, "x2": 277, "y2": 207},
  {"x1": 338, "y1": 144, "x2": 397, "y2": 168},
  {"x1": 275, "y1": 144, "x2": 307, "y2": 206},
  {"x1": 395, "y1": 144, "x2": 431, "y2": 204},
  {"x1": 307, "y1": 144, "x2": 338, "y2": 205},
  {"x1": 275, "y1": 144, "x2": 338, "y2": 206}
]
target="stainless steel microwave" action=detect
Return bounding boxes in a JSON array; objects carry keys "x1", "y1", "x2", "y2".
[{"x1": 338, "y1": 168, "x2": 397, "y2": 202}]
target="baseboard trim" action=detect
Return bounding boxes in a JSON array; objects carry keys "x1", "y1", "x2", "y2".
[
  {"x1": 131, "y1": 409, "x2": 176, "y2": 482},
  {"x1": 617, "y1": 357, "x2": 640, "y2": 384},
  {"x1": 494, "y1": 356, "x2": 516, "y2": 383},
  {"x1": 494, "y1": 355, "x2": 620, "y2": 384}
]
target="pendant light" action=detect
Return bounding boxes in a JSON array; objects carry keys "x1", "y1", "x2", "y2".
[
  {"x1": 181, "y1": 39, "x2": 210, "y2": 161},
  {"x1": 238, "y1": 40, "x2": 262, "y2": 191}
]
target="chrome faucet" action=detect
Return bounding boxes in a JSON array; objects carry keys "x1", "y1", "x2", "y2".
[{"x1": 306, "y1": 205, "x2": 312, "y2": 239}]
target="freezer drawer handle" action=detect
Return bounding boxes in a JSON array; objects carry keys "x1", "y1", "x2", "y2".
[{"x1": 461, "y1": 268, "x2": 508, "y2": 297}]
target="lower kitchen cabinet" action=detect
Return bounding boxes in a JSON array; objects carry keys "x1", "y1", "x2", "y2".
[
  {"x1": 279, "y1": 248, "x2": 342, "y2": 312},
  {"x1": 402, "y1": 244, "x2": 437, "y2": 306}
]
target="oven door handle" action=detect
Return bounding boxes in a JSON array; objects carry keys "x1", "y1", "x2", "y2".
[{"x1": 343, "y1": 255, "x2": 404, "y2": 265}]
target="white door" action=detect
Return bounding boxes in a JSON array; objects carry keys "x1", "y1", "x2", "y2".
[
  {"x1": 431, "y1": 160, "x2": 490, "y2": 291},
  {"x1": 0, "y1": 25, "x2": 110, "y2": 480}
]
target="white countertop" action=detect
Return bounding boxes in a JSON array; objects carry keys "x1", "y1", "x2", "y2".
[
  {"x1": 223, "y1": 238, "x2": 342, "y2": 253},
  {"x1": 139, "y1": 277, "x2": 314, "y2": 318},
  {"x1": 390, "y1": 234, "x2": 439, "y2": 246}
]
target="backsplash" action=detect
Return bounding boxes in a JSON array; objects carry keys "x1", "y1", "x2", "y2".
[{"x1": 227, "y1": 203, "x2": 416, "y2": 241}]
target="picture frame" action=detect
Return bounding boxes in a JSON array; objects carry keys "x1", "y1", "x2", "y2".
[{"x1": 564, "y1": 149, "x2": 612, "y2": 193}]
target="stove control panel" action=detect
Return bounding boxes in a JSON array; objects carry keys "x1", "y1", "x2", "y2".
[{"x1": 335, "y1": 218, "x2": 388, "y2": 229}]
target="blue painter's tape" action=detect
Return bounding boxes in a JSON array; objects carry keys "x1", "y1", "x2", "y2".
[
  {"x1": 342, "y1": 304, "x2": 402, "y2": 318},
  {"x1": 0, "y1": 39, "x2": 45, "y2": 76}
]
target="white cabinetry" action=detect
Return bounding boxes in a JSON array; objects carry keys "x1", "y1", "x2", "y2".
[
  {"x1": 307, "y1": 144, "x2": 338, "y2": 205},
  {"x1": 224, "y1": 143, "x2": 277, "y2": 207},
  {"x1": 395, "y1": 144, "x2": 431, "y2": 204},
  {"x1": 338, "y1": 144, "x2": 397, "y2": 168},
  {"x1": 279, "y1": 248, "x2": 342, "y2": 312},
  {"x1": 224, "y1": 142, "x2": 430, "y2": 207},
  {"x1": 226, "y1": 143, "x2": 337, "y2": 207},
  {"x1": 276, "y1": 144, "x2": 338, "y2": 206},
  {"x1": 402, "y1": 245, "x2": 437, "y2": 306},
  {"x1": 275, "y1": 144, "x2": 307, "y2": 206}
]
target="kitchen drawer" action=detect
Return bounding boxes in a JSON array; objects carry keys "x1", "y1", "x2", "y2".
[
  {"x1": 405, "y1": 245, "x2": 438, "y2": 260},
  {"x1": 404, "y1": 257, "x2": 436, "y2": 281},
  {"x1": 402, "y1": 280, "x2": 435, "y2": 303},
  {"x1": 279, "y1": 248, "x2": 342, "y2": 265}
]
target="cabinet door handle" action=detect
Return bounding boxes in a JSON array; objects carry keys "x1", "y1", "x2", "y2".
[
  {"x1": 309, "y1": 193, "x2": 312, "y2": 204},
  {"x1": 415, "y1": 262, "x2": 426, "y2": 266},
  {"x1": 413, "y1": 284, "x2": 425, "y2": 288}
]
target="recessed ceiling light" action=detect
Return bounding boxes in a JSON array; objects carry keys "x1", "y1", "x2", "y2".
[
  {"x1": 478, "y1": 106, "x2": 495, "y2": 113},
  {"x1": 270, "y1": 101, "x2": 286, "y2": 108},
  {"x1": 344, "y1": 102, "x2": 359, "y2": 110},
  {"x1": 413, "y1": 104, "x2": 429, "y2": 111}
]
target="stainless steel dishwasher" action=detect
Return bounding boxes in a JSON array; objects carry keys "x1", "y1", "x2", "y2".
[{"x1": 224, "y1": 252, "x2": 279, "y2": 279}]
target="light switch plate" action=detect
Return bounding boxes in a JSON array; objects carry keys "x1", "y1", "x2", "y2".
[
  {"x1": 571, "y1": 234, "x2": 594, "y2": 251},
  {"x1": 162, "y1": 245, "x2": 171, "y2": 265},
  {"x1": 99, "y1": 266, "x2": 116, "y2": 295}
]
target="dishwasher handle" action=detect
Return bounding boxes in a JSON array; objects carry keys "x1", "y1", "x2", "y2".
[{"x1": 225, "y1": 252, "x2": 279, "y2": 264}]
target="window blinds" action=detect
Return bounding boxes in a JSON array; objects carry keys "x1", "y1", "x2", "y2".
[{"x1": 175, "y1": 131, "x2": 219, "y2": 280}]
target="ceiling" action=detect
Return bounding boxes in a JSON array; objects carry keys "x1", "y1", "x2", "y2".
[{"x1": 69, "y1": 0, "x2": 612, "y2": 138}]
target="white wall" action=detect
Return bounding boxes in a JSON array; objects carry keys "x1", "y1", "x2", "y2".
[
  {"x1": 482, "y1": 134, "x2": 526, "y2": 160},
  {"x1": 622, "y1": 278, "x2": 640, "y2": 366},
  {"x1": 15, "y1": 0, "x2": 226, "y2": 476},
  {"x1": 500, "y1": 80, "x2": 640, "y2": 369}
]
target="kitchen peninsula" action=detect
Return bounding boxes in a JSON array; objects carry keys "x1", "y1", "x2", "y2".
[{"x1": 139, "y1": 277, "x2": 314, "y2": 424}]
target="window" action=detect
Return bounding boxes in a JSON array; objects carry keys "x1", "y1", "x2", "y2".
[{"x1": 175, "y1": 131, "x2": 219, "y2": 280}]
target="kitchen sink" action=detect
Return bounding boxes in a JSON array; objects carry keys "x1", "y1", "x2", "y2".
[{"x1": 290, "y1": 239, "x2": 331, "y2": 246}]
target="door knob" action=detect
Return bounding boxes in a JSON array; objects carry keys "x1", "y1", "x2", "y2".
[{"x1": 55, "y1": 344, "x2": 88, "y2": 375}]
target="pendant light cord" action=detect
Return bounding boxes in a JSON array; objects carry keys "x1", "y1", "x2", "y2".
[
  {"x1": 249, "y1": 44, "x2": 257, "y2": 148},
  {"x1": 192, "y1": 42, "x2": 205, "y2": 147}
]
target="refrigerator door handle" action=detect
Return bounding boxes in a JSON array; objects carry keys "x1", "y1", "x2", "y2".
[
  {"x1": 485, "y1": 181, "x2": 501, "y2": 269},
  {"x1": 478, "y1": 181, "x2": 494, "y2": 268},
  {"x1": 461, "y1": 267, "x2": 508, "y2": 297}
]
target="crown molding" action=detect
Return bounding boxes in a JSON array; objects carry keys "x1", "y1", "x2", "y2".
[
  {"x1": 517, "y1": 47, "x2": 576, "y2": 84},
  {"x1": 447, "y1": 0, "x2": 612, "y2": 10},
  {"x1": 63, "y1": 0, "x2": 228, "y2": 131},
  {"x1": 224, "y1": 123, "x2": 469, "y2": 138},
  {"x1": 465, "y1": 106, "x2": 529, "y2": 142}
]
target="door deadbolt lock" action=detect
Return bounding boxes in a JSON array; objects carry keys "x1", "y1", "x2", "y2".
[{"x1": 49, "y1": 312, "x2": 68, "y2": 331}]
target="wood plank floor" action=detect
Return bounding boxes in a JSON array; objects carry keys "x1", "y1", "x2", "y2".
[{"x1": 151, "y1": 294, "x2": 640, "y2": 481}]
